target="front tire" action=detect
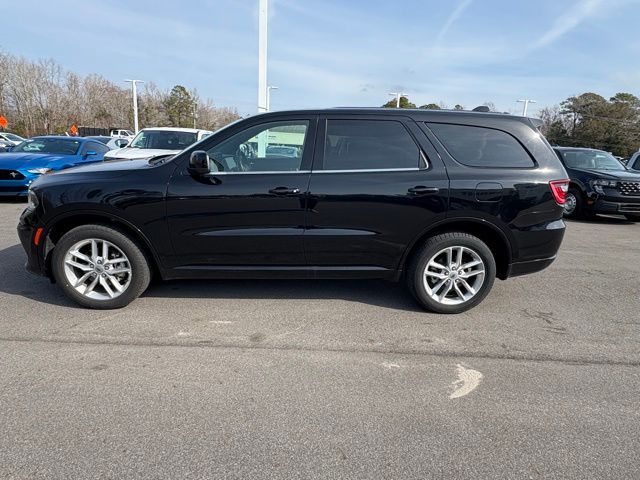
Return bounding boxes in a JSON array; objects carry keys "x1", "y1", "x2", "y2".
[
  {"x1": 52, "y1": 224, "x2": 151, "y2": 309},
  {"x1": 563, "y1": 188, "x2": 583, "y2": 219},
  {"x1": 407, "y1": 233, "x2": 496, "y2": 314},
  {"x1": 625, "y1": 214, "x2": 640, "y2": 222}
]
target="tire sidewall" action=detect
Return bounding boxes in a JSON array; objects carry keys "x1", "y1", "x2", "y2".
[
  {"x1": 411, "y1": 234, "x2": 496, "y2": 314},
  {"x1": 52, "y1": 225, "x2": 150, "y2": 309},
  {"x1": 563, "y1": 189, "x2": 582, "y2": 219}
]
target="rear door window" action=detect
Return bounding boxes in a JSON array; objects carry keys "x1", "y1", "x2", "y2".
[
  {"x1": 322, "y1": 119, "x2": 420, "y2": 170},
  {"x1": 427, "y1": 123, "x2": 534, "y2": 168}
]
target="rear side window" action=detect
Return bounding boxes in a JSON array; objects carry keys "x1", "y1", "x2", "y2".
[
  {"x1": 427, "y1": 123, "x2": 534, "y2": 168},
  {"x1": 323, "y1": 119, "x2": 420, "y2": 170}
]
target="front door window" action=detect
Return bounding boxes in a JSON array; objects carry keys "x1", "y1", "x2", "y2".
[{"x1": 205, "y1": 121, "x2": 309, "y2": 173}]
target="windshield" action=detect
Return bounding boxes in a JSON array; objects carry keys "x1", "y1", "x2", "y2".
[
  {"x1": 4, "y1": 133, "x2": 24, "y2": 141},
  {"x1": 561, "y1": 150, "x2": 626, "y2": 171},
  {"x1": 12, "y1": 138, "x2": 80, "y2": 155},
  {"x1": 129, "y1": 130, "x2": 197, "y2": 150}
]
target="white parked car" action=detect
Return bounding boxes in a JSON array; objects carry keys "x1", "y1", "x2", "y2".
[
  {"x1": 104, "y1": 127, "x2": 212, "y2": 161},
  {"x1": 0, "y1": 132, "x2": 26, "y2": 146},
  {"x1": 110, "y1": 129, "x2": 134, "y2": 138}
]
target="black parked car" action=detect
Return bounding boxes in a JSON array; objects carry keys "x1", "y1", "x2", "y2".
[
  {"x1": 18, "y1": 109, "x2": 569, "y2": 313},
  {"x1": 553, "y1": 147, "x2": 640, "y2": 221},
  {"x1": 627, "y1": 151, "x2": 640, "y2": 172}
]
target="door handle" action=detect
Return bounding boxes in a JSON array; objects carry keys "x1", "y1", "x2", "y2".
[
  {"x1": 408, "y1": 186, "x2": 440, "y2": 195},
  {"x1": 269, "y1": 186, "x2": 300, "y2": 195}
]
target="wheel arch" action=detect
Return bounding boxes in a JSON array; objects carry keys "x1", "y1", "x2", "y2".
[
  {"x1": 401, "y1": 218, "x2": 513, "y2": 280},
  {"x1": 43, "y1": 210, "x2": 162, "y2": 280}
]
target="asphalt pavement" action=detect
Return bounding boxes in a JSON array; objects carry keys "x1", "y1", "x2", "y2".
[{"x1": 0, "y1": 201, "x2": 638, "y2": 479}]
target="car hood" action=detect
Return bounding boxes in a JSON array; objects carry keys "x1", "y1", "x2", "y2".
[
  {"x1": 104, "y1": 148, "x2": 180, "y2": 160},
  {"x1": 572, "y1": 168, "x2": 640, "y2": 181},
  {"x1": 0, "y1": 152, "x2": 75, "y2": 169}
]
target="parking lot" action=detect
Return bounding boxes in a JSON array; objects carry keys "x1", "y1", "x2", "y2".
[{"x1": 0, "y1": 200, "x2": 639, "y2": 478}]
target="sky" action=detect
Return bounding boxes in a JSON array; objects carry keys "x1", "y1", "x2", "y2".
[{"x1": 2, "y1": 0, "x2": 640, "y2": 116}]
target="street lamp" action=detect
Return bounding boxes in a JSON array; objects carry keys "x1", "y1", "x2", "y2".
[
  {"x1": 389, "y1": 92, "x2": 408, "y2": 108},
  {"x1": 258, "y1": 0, "x2": 268, "y2": 113},
  {"x1": 517, "y1": 99, "x2": 537, "y2": 117},
  {"x1": 267, "y1": 86, "x2": 279, "y2": 111},
  {"x1": 124, "y1": 79, "x2": 144, "y2": 133}
]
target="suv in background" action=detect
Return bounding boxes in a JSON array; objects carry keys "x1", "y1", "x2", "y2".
[
  {"x1": 554, "y1": 147, "x2": 640, "y2": 221},
  {"x1": 628, "y1": 151, "x2": 640, "y2": 172},
  {"x1": 19, "y1": 109, "x2": 568, "y2": 313},
  {"x1": 104, "y1": 127, "x2": 212, "y2": 161}
]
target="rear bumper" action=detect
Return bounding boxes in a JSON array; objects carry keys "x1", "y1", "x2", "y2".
[
  {"x1": 508, "y1": 255, "x2": 557, "y2": 277},
  {"x1": 507, "y1": 218, "x2": 565, "y2": 278}
]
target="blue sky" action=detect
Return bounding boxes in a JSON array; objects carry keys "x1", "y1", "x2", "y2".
[{"x1": 3, "y1": 0, "x2": 640, "y2": 116}]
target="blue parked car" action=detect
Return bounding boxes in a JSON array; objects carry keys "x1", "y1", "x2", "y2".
[{"x1": 0, "y1": 136, "x2": 110, "y2": 197}]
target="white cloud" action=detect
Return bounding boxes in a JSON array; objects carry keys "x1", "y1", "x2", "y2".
[
  {"x1": 435, "y1": 0, "x2": 474, "y2": 47},
  {"x1": 531, "y1": 0, "x2": 606, "y2": 49}
]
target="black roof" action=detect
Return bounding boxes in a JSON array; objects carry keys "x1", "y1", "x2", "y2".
[{"x1": 254, "y1": 107, "x2": 528, "y2": 123}]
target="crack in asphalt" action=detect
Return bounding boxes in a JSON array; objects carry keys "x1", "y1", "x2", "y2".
[{"x1": 1, "y1": 335, "x2": 638, "y2": 367}]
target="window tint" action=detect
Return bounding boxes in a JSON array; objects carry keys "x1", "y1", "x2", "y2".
[
  {"x1": 323, "y1": 120, "x2": 419, "y2": 170},
  {"x1": 13, "y1": 138, "x2": 80, "y2": 155},
  {"x1": 428, "y1": 123, "x2": 534, "y2": 168},
  {"x1": 206, "y1": 121, "x2": 308, "y2": 173},
  {"x1": 561, "y1": 150, "x2": 624, "y2": 171},
  {"x1": 81, "y1": 142, "x2": 109, "y2": 155}
]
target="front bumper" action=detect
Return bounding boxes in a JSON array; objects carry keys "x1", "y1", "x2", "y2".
[
  {"x1": 17, "y1": 209, "x2": 47, "y2": 276},
  {"x1": 592, "y1": 198, "x2": 640, "y2": 214}
]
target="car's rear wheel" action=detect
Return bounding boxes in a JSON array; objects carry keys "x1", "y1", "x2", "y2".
[
  {"x1": 407, "y1": 233, "x2": 496, "y2": 314},
  {"x1": 52, "y1": 224, "x2": 151, "y2": 309},
  {"x1": 625, "y1": 214, "x2": 640, "y2": 222}
]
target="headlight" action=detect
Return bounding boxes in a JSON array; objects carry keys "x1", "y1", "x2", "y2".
[
  {"x1": 27, "y1": 168, "x2": 53, "y2": 175},
  {"x1": 591, "y1": 179, "x2": 618, "y2": 194},
  {"x1": 27, "y1": 189, "x2": 39, "y2": 209}
]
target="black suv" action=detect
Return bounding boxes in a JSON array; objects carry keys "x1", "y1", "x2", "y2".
[
  {"x1": 553, "y1": 147, "x2": 640, "y2": 221},
  {"x1": 18, "y1": 109, "x2": 568, "y2": 313}
]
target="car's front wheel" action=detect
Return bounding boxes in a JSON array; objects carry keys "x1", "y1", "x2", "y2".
[
  {"x1": 52, "y1": 224, "x2": 151, "y2": 309},
  {"x1": 625, "y1": 214, "x2": 640, "y2": 222},
  {"x1": 407, "y1": 233, "x2": 496, "y2": 314}
]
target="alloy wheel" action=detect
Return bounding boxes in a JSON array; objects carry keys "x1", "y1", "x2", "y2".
[
  {"x1": 422, "y1": 246, "x2": 486, "y2": 306},
  {"x1": 564, "y1": 193, "x2": 577, "y2": 216},
  {"x1": 63, "y1": 238, "x2": 132, "y2": 300}
]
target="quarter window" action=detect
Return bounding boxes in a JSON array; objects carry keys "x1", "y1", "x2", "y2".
[
  {"x1": 206, "y1": 121, "x2": 309, "y2": 173},
  {"x1": 427, "y1": 123, "x2": 534, "y2": 168},
  {"x1": 323, "y1": 120, "x2": 420, "y2": 170}
]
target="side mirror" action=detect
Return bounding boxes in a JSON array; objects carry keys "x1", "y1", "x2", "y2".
[{"x1": 188, "y1": 150, "x2": 210, "y2": 175}]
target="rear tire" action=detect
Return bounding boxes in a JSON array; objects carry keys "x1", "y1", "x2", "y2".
[
  {"x1": 625, "y1": 214, "x2": 640, "y2": 222},
  {"x1": 407, "y1": 233, "x2": 496, "y2": 314},
  {"x1": 52, "y1": 224, "x2": 151, "y2": 309}
]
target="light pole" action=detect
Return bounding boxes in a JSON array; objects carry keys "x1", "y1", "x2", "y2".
[
  {"x1": 257, "y1": 0, "x2": 268, "y2": 113},
  {"x1": 267, "y1": 85, "x2": 278, "y2": 111},
  {"x1": 125, "y1": 79, "x2": 144, "y2": 133},
  {"x1": 389, "y1": 92, "x2": 407, "y2": 108},
  {"x1": 193, "y1": 101, "x2": 198, "y2": 129},
  {"x1": 517, "y1": 99, "x2": 537, "y2": 117}
]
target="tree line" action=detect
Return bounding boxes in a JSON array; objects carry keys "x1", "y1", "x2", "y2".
[
  {"x1": 382, "y1": 93, "x2": 640, "y2": 157},
  {"x1": 0, "y1": 51, "x2": 241, "y2": 137}
]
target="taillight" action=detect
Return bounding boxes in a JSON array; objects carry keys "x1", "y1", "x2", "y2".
[{"x1": 549, "y1": 180, "x2": 570, "y2": 205}]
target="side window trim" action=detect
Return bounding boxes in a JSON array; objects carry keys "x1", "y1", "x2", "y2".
[{"x1": 313, "y1": 117, "x2": 427, "y2": 172}]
